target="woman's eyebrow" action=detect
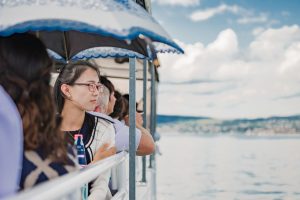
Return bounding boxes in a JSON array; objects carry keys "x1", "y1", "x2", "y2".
[{"x1": 85, "y1": 80, "x2": 100, "y2": 83}]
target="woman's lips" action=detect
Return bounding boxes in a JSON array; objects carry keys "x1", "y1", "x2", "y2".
[{"x1": 94, "y1": 105, "x2": 100, "y2": 112}]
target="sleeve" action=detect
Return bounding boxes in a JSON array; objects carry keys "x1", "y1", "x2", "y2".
[
  {"x1": 114, "y1": 119, "x2": 141, "y2": 152},
  {"x1": 88, "y1": 120, "x2": 115, "y2": 200},
  {"x1": 0, "y1": 86, "x2": 23, "y2": 198},
  {"x1": 135, "y1": 128, "x2": 142, "y2": 150},
  {"x1": 88, "y1": 172, "x2": 112, "y2": 200}
]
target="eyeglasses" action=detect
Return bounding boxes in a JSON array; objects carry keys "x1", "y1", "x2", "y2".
[{"x1": 72, "y1": 82, "x2": 104, "y2": 93}]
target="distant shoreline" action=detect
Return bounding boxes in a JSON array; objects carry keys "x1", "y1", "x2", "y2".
[{"x1": 157, "y1": 114, "x2": 300, "y2": 135}]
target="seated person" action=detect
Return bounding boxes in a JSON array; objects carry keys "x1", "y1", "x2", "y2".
[
  {"x1": 92, "y1": 76, "x2": 155, "y2": 155},
  {"x1": 0, "y1": 34, "x2": 78, "y2": 191},
  {"x1": 54, "y1": 61, "x2": 116, "y2": 200}
]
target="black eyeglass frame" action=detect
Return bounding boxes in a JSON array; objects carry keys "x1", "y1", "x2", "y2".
[{"x1": 72, "y1": 82, "x2": 104, "y2": 93}]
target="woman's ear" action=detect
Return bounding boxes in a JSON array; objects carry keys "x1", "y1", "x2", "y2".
[
  {"x1": 60, "y1": 84, "x2": 71, "y2": 98},
  {"x1": 109, "y1": 93, "x2": 114, "y2": 101}
]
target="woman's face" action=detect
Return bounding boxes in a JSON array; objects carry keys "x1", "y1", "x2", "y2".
[
  {"x1": 106, "y1": 91, "x2": 116, "y2": 115},
  {"x1": 67, "y1": 68, "x2": 100, "y2": 111}
]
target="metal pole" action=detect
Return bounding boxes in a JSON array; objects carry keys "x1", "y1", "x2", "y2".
[
  {"x1": 150, "y1": 62, "x2": 157, "y2": 200},
  {"x1": 154, "y1": 81, "x2": 157, "y2": 134},
  {"x1": 149, "y1": 62, "x2": 155, "y2": 168},
  {"x1": 141, "y1": 59, "x2": 147, "y2": 182},
  {"x1": 129, "y1": 57, "x2": 136, "y2": 200}
]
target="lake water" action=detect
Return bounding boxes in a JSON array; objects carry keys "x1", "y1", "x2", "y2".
[{"x1": 156, "y1": 134, "x2": 300, "y2": 200}]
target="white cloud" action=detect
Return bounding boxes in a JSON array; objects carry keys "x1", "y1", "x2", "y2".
[
  {"x1": 207, "y1": 29, "x2": 238, "y2": 54},
  {"x1": 158, "y1": 29, "x2": 239, "y2": 82},
  {"x1": 252, "y1": 27, "x2": 265, "y2": 36},
  {"x1": 237, "y1": 13, "x2": 268, "y2": 24},
  {"x1": 154, "y1": 0, "x2": 200, "y2": 6},
  {"x1": 249, "y1": 25, "x2": 300, "y2": 60},
  {"x1": 279, "y1": 42, "x2": 300, "y2": 74},
  {"x1": 189, "y1": 4, "x2": 273, "y2": 26},
  {"x1": 190, "y1": 4, "x2": 242, "y2": 21},
  {"x1": 157, "y1": 25, "x2": 300, "y2": 118}
]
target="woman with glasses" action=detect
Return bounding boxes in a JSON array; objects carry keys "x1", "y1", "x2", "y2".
[{"x1": 54, "y1": 61, "x2": 116, "y2": 200}]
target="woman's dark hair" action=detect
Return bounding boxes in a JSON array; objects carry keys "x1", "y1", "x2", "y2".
[
  {"x1": 0, "y1": 33, "x2": 66, "y2": 161},
  {"x1": 110, "y1": 90, "x2": 127, "y2": 120},
  {"x1": 100, "y1": 76, "x2": 115, "y2": 95},
  {"x1": 121, "y1": 96, "x2": 129, "y2": 120},
  {"x1": 54, "y1": 60, "x2": 101, "y2": 113}
]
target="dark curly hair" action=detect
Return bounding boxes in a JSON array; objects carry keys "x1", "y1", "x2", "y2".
[{"x1": 0, "y1": 33, "x2": 67, "y2": 162}]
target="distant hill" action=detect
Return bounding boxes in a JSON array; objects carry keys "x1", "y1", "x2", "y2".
[
  {"x1": 157, "y1": 114, "x2": 209, "y2": 124},
  {"x1": 225, "y1": 115, "x2": 300, "y2": 124},
  {"x1": 157, "y1": 114, "x2": 300, "y2": 135}
]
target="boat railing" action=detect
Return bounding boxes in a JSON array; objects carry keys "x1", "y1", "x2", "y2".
[{"x1": 8, "y1": 152, "x2": 128, "y2": 200}]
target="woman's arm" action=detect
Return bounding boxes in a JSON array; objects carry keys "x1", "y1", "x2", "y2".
[
  {"x1": 135, "y1": 124, "x2": 155, "y2": 156},
  {"x1": 91, "y1": 143, "x2": 116, "y2": 164},
  {"x1": 88, "y1": 120, "x2": 116, "y2": 200}
]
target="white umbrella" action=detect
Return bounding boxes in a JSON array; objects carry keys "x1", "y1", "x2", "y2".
[{"x1": 0, "y1": 0, "x2": 184, "y2": 58}]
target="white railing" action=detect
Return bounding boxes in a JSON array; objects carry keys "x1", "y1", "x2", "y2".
[{"x1": 8, "y1": 152, "x2": 128, "y2": 200}]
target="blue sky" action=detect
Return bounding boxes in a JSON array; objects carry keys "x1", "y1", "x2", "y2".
[
  {"x1": 151, "y1": 0, "x2": 300, "y2": 119},
  {"x1": 152, "y1": 0, "x2": 300, "y2": 46}
]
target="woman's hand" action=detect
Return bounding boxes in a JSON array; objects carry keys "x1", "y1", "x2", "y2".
[
  {"x1": 136, "y1": 112, "x2": 143, "y2": 127},
  {"x1": 92, "y1": 143, "x2": 116, "y2": 163}
]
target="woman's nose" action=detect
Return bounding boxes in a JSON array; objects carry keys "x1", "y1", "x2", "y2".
[{"x1": 92, "y1": 89, "x2": 99, "y2": 96}]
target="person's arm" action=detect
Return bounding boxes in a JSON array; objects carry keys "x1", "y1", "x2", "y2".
[
  {"x1": 135, "y1": 124, "x2": 155, "y2": 156},
  {"x1": 88, "y1": 121, "x2": 115, "y2": 200},
  {"x1": 91, "y1": 143, "x2": 116, "y2": 164},
  {"x1": 124, "y1": 112, "x2": 155, "y2": 156}
]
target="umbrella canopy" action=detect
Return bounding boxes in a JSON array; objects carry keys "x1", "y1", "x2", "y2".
[
  {"x1": 35, "y1": 30, "x2": 152, "y2": 62},
  {"x1": 0, "y1": 0, "x2": 184, "y2": 55}
]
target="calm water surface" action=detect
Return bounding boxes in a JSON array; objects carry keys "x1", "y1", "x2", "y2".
[{"x1": 157, "y1": 134, "x2": 300, "y2": 200}]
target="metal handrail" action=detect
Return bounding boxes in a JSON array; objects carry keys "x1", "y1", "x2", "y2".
[{"x1": 8, "y1": 152, "x2": 128, "y2": 200}]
